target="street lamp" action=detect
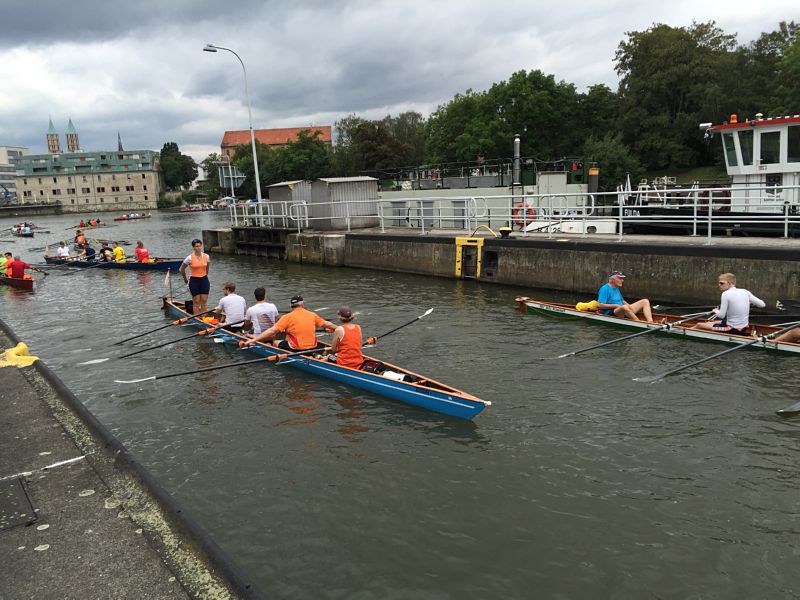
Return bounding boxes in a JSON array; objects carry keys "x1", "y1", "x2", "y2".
[{"x1": 203, "y1": 43, "x2": 262, "y2": 203}]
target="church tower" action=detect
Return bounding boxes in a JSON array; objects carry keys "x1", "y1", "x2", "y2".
[
  {"x1": 46, "y1": 117, "x2": 62, "y2": 154},
  {"x1": 65, "y1": 117, "x2": 80, "y2": 152}
]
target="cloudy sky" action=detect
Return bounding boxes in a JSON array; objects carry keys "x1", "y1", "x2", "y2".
[{"x1": 1, "y1": 0, "x2": 797, "y2": 162}]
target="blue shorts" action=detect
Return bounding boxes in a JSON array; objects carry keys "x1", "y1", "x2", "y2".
[{"x1": 188, "y1": 276, "x2": 210, "y2": 296}]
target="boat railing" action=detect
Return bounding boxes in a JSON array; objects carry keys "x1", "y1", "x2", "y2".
[{"x1": 226, "y1": 183, "x2": 800, "y2": 241}]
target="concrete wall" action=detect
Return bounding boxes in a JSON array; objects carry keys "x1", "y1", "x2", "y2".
[{"x1": 286, "y1": 233, "x2": 346, "y2": 266}]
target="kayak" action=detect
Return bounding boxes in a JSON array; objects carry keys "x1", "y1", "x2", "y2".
[
  {"x1": 160, "y1": 298, "x2": 490, "y2": 419},
  {"x1": 113, "y1": 215, "x2": 151, "y2": 221}
]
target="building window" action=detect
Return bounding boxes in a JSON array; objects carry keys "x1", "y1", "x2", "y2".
[
  {"x1": 112, "y1": 186, "x2": 120, "y2": 192},
  {"x1": 112, "y1": 174, "x2": 116, "y2": 180},
  {"x1": 68, "y1": 176, "x2": 72, "y2": 183},
  {"x1": 52, "y1": 189, "x2": 61, "y2": 195},
  {"x1": 38, "y1": 178, "x2": 42, "y2": 184},
  {"x1": 23, "y1": 191, "x2": 32, "y2": 198},
  {"x1": 67, "y1": 188, "x2": 76, "y2": 194},
  {"x1": 129, "y1": 196, "x2": 133, "y2": 201},
  {"x1": 23, "y1": 178, "x2": 27, "y2": 184},
  {"x1": 125, "y1": 185, "x2": 134, "y2": 192},
  {"x1": 97, "y1": 187, "x2": 105, "y2": 192},
  {"x1": 81, "y1": 187, "x2": 90, "y2": 193},
  {"x1": 39, "y1": 190, "x2": 44, "y2": 196},
  {"x1": 142, "y1": 174, "x2": 146, "y2": 179},
  {"x1": 71, "y1": 199, "x2": 75, "y2": 204},
  {"x1": 100, "y1": 198, "x2": 104, "y2": 203},
  {"x1": 53, "y1": 177, "x2": 57, "y2": 183},
  {"x1": 82, "y1": 176, "x2": 87, "y2": 182},
  {"x1": 85, "y1": 199, "x2": 89, "y2": 203},
  {"x1": 143, "y1": 185, "x2": 147, "y2": 191},
  {"x1": 144, "y1": 196, "x2": 148, "y2": 201}
]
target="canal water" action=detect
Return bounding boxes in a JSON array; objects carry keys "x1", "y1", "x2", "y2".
[{"x1": 1, "y1": 211, "x2": 798, "y2": 598}]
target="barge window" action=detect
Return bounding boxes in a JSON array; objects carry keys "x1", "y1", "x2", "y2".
[
  {"x1": 788, "y1": 125, "x2": 800, "y2": 163},
  {"x1": 739, "y1": 130, "x2": 753, "y2": 165},
  {"x1": 760, "y1": 131, "x2": 780, "y2": 164},
  {"x1": 722, "y1": 133, "x2": 738, "y2": 166}
]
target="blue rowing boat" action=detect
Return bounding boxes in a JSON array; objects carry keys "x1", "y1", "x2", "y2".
[
  {"x1": 162, "y1": 298, "x2": 490, "y2": 420},
  {"x1": 44, "y1": 256, "x2": 182, "y2": 271}
]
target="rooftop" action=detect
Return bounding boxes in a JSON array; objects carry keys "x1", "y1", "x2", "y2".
[{"x1": 221, "y1": 126, "x2": 332, "y2": 148}]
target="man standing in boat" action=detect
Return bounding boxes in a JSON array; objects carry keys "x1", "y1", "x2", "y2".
[
  {"x1": 597, "y1": 271, "x2": 654, "y2": 322},
  {"x1": 694, "y1": 273, "x2": 765, "y2": 336},
  {"x1": 243, "y1": 295, "x2": 336, "y2": 351}
]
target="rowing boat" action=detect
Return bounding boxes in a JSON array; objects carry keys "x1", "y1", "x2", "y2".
[
  {"x1": 0, "y1": 275, "x2": 33, "y2": 290},
  {"x1": 43, "y1": 256, "x2": 182, "y2": 271},
  {"x1": 12, "y1": 231, "x2": 34, "y2": 238},
  {"x1": 113, "y1": 214, "x2": 151, "y2": 222},
  {"x1": 162, "y1": 298, "x2": 490, "y2": 419},
  {"x1": 516, "y1": 297, "x2": 800, "y2": 354}
]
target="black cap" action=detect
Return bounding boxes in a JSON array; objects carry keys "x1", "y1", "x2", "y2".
[
  {"x1": 290, "y1": 295, "x2": 304, "y2": 306},
  {"x1": 337, "y1": 305, "x2": 353, "y2": 319}
]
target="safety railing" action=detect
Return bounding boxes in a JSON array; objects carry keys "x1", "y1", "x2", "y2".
[{"x1": 227, "y1": 184, "x2": 800, "y2": 241}]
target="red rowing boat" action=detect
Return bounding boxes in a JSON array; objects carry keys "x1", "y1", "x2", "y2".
[{"x1": 0, "y1": 275, "x2": 33, "y2": 290}]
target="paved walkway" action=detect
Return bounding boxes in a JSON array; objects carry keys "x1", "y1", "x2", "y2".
[{"x1": 0, "y1": 324, "x2": 260, "y2": 599}]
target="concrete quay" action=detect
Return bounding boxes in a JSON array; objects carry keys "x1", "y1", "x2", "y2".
[
  {"x1": 0, "y1": 320, "x2": 263, "y2": 600},
  {"x1": 202, "y1": 226, "x2": 800, "y2": 306}
]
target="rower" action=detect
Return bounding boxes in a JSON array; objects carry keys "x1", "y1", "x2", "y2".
[
  {"x1": 0, "y1": 252, "x2": 10, "y2": 275},
  {"x1": 213, "y1": 281, "x2": 247, "y2": 332},
  {"x1": 134, "y1": 240, "x2": 150, "y2": 262},
  {"x1": 243, "y1": 295, "x2": 336, "y2": 351},
  {"x1": 5, "y1": 255, "x2": 32, "y2": 279},
  {"x1": 327, "y1": 305, "x2": 363, "y2": 368},
  {"x1": 111, "y1": 241, "x2": 126, "y2": 263},
  {"x1": 693, "y1": 273, "x2": 765, "y2": 335},
  {"x1": 75, "y1": 230, "x2": 87, "y2": 246},
  {"x1": 98, "y1": 242, "x2": 113, "y2": 262},
  {"x1": 56, "y1": 241, "x2": 71, "y2": 258}
]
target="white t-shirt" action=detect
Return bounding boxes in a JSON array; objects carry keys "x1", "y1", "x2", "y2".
[
  {"x1": 715, "y1": 286, "x2": 766, "y2": 329},
  {"x1": 216, "y1": 293, "x2": 246, "y2": 326},
  {"x1": 56, "y1": 246, "x2": 70, "y2": 257},
  {"x1": 245, "y1": 302, "x2": 279, "y2": 334}
]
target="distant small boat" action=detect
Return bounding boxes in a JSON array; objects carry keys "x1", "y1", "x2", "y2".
[
  {"x1": 12, "y1": 231, "x2": 34, "y2": 238},
  {"x1": 113, "y1": 214, "x2": 151, "y2": 221}
]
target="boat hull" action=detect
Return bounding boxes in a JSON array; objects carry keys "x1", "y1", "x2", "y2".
[
  {"x1": 0, "y1": 276, "x2": 33, "y2": 290},
  {"x1": 44, "y1": 257, "x2": 182, "y2": 271},
  {"x1": 163, "y1": 299, "x2": 489, "y2": 419},
  {"x1": 515, "y1": 297, "x2": 800, "y2": 353}
]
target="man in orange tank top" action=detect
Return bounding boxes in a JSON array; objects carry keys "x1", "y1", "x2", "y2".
[
  {"x1": 243, "y1": 295, "x2": 336, "y2": 351},
  {"x1": 328, "y1": 305, "x2": 363, "y2": 368}
]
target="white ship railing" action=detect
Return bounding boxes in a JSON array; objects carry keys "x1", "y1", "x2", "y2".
[{"x1": 227, "y1": 183, "x2": 800, "y2": 242}]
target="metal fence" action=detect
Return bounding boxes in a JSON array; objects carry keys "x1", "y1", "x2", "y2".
[{"x1": 228, "y1": 183, "x2": 800, "y2": 242}]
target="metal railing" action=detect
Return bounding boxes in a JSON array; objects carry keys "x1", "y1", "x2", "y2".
[{"x1": 227, "y1": 183, "x2": 800, "y2": 241}]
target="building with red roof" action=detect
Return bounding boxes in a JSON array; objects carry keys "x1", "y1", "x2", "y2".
[{"x1": 220, "y1": 126, "x2": 332, "y2": 159}]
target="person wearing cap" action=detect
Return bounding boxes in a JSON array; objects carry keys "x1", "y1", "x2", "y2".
[
  {"x1": 180, "y1": 238, "x2": 210, "y2": 315},
  {"x1": 597, "y1": 271, "x2": 653, "y2": 322},
  {"x1": 693, "y1": 273, "x2": 764, "y2": 336},
  {"x1": 327, "y1": 305, "x2": 363, "y2": 368},
  {"x1": 213, "y1": 281, "x2": 247, "y2": 332},
  {"x1": 243, "y1": 287, "x2": 279, "y2": 337},
  {"x1": 244, "y1": 295, "x2": 336, "y2": 351}
]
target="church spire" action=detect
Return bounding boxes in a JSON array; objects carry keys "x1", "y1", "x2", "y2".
[
  {"x1": 65, "y1": 117, "x2": 80, "y2": 152},
  {"x1": 46, "y1": 116, "x2": 61, "y2": 154},
  {"x1": 118, "y1": 131, "x2": 124, "y2": 152}
]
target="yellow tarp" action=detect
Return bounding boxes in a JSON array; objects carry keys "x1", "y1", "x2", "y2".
[
  {"x1": 0, "y1": 342, "x2": 39, "y2": 368},
  {"x1": 575, "y1": 300, "x2": 599, "y2": 312}
]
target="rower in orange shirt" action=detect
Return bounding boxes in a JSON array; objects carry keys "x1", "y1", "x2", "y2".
[{"x1": 243, "y1": 295, "x2": 336, "y2": 351}]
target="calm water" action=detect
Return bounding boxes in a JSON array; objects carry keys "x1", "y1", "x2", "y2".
[{"x1": 2, "y1": 211, "x2": 799, "y2": 599}]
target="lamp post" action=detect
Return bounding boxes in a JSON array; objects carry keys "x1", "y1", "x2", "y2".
[{"x1": 203, "y1": 43, "x2": 262, "y2": 203}]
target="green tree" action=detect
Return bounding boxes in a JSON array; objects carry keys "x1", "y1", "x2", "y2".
[
  {"x1": 332, "y1": 114, "x2": 368, "y2": 175},
  {"x1": 383, "y1": 111, "x2": 426, "y2": 167},
  {"x1": 278, "y1": 129, "x2": 332, "y2": 181},
  {"x1": 576, "y1": 84, "x2": 619, "y2": 142},
  {"x1": 615, "y1": 21, "x2": 736, "y2": 170},
  {"x1": 197, "y1": 153, "x2": 222, "y2": 199},
  {"x1": 159, "y1": 142, "x2": 198, "y2": 190},
  {"x1": 232, "y1": 141, "x2": 277, "y2": 199},
  {"x1": 583, "y1": 133, "x2": 643, "y2": 192}
]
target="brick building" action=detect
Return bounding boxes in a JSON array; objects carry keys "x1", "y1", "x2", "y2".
[{"x1": 220, "y1": 126, "x2": 332, "y2": 159}]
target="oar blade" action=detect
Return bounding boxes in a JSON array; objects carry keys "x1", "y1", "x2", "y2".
[
  {"x1": 115, "y1": 376, "x2": 157, "y2": 384},
  {"x1": 776, "y1": 401, "x2": 800, "y2": 416},
  {"x1": 78, "y1": 357, "x2": 110, "y2": 365},
  {"x1": 420, "y1": 307, "x2": 434, "y2": 318},
  {"x1": 633, "y1": 374, "x2": 663, "y2": 383}
]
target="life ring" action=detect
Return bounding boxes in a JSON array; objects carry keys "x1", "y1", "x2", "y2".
[{"x1": 513, "y1": 203, "x2": 535, "y2": 227}]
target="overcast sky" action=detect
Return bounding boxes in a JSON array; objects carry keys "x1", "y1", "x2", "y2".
[{"x1": 1, "y1": 0, "x2": 797, "y2": 162}]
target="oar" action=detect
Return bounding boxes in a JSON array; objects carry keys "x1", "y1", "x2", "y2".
[
  {"x1": 80, "y1": 320, "x2": 243, "y2": 364},
  {"x1": 776, "y1": 399, "x2": 800, "y2": 416},
  {"x1": 112, "y1": 309, "x2": 219, "y2": 345},
  {"x1": 115, "y1": 347, "x2": 324, "y2": 384},
  {"x1": 542, "y1": 311, "x2": 713, "y2": 359},
  {"x1": 652, "y1": 304, "x2": 716, "y2": 312},
  {"x1": 634, "y1": 321, "x2": 800, "y2": 383},
  {"x1": 364, "y1": 308, "x2": 434, "y2": 345},
  {"x1": 776, "y1": 299, "x2": 800, "y2": 311}
]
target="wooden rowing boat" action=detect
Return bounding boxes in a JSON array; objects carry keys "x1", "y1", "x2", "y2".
[
  {"x1": 0, "y1": 275, "x2": 33, "y2": 290},
  {"x1": 516, "y1": 297, "x2": 800, "y2": 354},
  {"x1": 12, "y1": 231, "x2": 34, "y2": 238},
  {"x1": 162, "y1": 298, "x2": 490, "y2": 419},
  {"x1": 44, "y1": 256, "x2": 182, "y2": 271}
]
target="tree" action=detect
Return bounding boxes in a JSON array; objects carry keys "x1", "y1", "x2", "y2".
[
  {"x1": 278, "y1": 129, "x2": 332, "y2": 181},
  {"x1": 615, "y1": 21, "x2": 736, "y2": 170},
  {"x1": 583, "y1": 133, "x2": 642, "y2": 192},
  {"x1": 197, "y1": 153, "x2": 222, "y2": 199},
  {"x1": 159, "y1": 142, "x2": 198, "y2": 190}
]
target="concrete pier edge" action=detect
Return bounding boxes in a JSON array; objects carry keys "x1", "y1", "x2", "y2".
[{"x1": 0, "y1": 317, "x2": 265, "y2": 600}]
